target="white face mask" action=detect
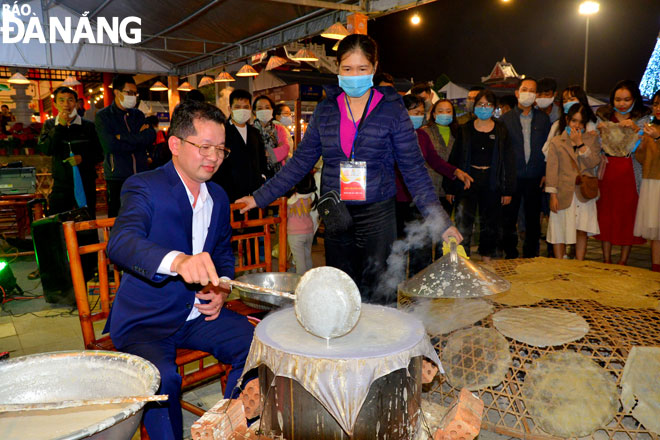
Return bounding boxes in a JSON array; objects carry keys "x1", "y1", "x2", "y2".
[
  {"x1": 279, "y1": 116, "x2": 293, "y2": 126},
  {"x1": 121, "y1": 95, "x2": 137, "y2": 109},
  {"x1": 518, "y1": 92, "x2": 536, "y2": 108},
  {"x1": 255, "y1": 109, "x2": 273, "y2": 124},
  {"x1": 232, "y1": 109, "x2": 251, "y2": 125},
  {"x1": 535, "y1": 97, "x2": 554, "y2": 109}
]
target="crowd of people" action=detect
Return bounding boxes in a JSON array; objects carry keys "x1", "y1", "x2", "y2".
[
  {"x1": 19, "y1": 32, "x2": 660, "y2": 439},
  {"x1": 401, "y1": 76, "x2": 660, "y2": 273}
]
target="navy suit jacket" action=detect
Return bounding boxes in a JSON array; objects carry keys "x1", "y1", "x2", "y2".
[
  {"x1": 105, "y1": 161, "x2": 235, "y2": 348},
  {"x1": 500, "y1": 107, "x2": 551, "y2": 180}
]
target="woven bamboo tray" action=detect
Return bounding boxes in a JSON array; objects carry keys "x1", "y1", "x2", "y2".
[{"x1": 400, "y1": 258, "x2": 660, "y2": 440}]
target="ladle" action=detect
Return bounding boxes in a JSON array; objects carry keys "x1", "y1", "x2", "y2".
[{"x1": 227, "y1": 267, "x2": 361, "y2": 339}]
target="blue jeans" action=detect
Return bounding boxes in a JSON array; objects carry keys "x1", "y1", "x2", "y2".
[
  {"x1": 324, "y1": 198, "x2": 397, "y2": 304},
  {"x1": 118, "y1": 308, "x2": 255, "y2": 440}
]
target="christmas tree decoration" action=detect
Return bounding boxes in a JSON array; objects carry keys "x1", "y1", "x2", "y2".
[{"x1": 640, "y1": 32, "x2": 660, "y2": 98}]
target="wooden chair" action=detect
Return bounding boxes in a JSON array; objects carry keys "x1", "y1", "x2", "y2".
[
  {"x1": 229, "y1": 197, "x2": 288, "y2": 275},
  {"x1": 62, "y1": 218, "x2": 231, "y2": 418}
]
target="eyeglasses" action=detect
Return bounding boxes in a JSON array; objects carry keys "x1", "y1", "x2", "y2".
[
  {"x1": 177, "y1": 137, "x2": 230, "y2": 158},
  {"x1": 121, "y1": 90, "x2": 138, "y2": 96},
  {"x1": 475, "y1": 103, "x2": 494, "y2": 109}
]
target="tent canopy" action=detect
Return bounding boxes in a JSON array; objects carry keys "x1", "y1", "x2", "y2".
[
  {"x1": 0, "y1": 0, "x2": 438, "y2": 76},
  {"x1": 439, "y1": 81, "x2": 469, "y2": 100}
]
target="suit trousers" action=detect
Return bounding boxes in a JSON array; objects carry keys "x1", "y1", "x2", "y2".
[
  {"x1": 324, "y1": 198, "x2": 397, "y2": 304},
  {"x1": 118, "y1": 308, "x2": 255, "y2": 440},
  {"x1": 502, "y1": 176, "x2": 543, "y2": 258}
]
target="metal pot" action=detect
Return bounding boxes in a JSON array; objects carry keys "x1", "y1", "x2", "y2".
[
  {"x1": 235, "y1": 272, "x2": 301, "y2": 310},
  {"x1": 0, "y1": 350, "x2": 160, "y2": 440}
]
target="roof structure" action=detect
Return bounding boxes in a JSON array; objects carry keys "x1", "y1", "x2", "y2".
[
  {"x1": 0, "y1": 0, "x2": 439, "y2": 77},
  {"x1": 481, "y1": 58, "x2": 522, "y2": 87}
]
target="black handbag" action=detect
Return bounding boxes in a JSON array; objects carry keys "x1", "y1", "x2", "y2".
[{"x1": 318, "y1": 190, "x2": 353, "y2": 234}]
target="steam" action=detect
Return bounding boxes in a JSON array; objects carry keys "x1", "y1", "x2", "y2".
[{"x1": 374, "y1": 206, "x2": 450, "y2": 304}]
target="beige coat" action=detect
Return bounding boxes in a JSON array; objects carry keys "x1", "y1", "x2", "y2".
[
  {"x1": 636, "y1": 135, "x2": 660, "y2": 180},
  {"x1": 545, "y1": 131, "x2": 601, "y2": 211}
]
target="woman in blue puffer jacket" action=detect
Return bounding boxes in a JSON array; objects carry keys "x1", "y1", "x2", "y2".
[{"x1": 237, "y1": 34, "x2": 461, "y2": 303}]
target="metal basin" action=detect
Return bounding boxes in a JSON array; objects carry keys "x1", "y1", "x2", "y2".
[
  {"x1": 0, "y1": 350, "x2": 160, "y2": 440},
  {"x1": 235, "y1": 272, "x2": 300, "y2": 310}
]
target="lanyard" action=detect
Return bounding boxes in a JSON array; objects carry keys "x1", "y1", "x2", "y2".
[{"x1": 345, "y1": 89, "x2": 374, "y2": 161}]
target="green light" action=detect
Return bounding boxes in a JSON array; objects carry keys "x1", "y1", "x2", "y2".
[{"x1": 0, "y1": 262, "x2": 7, "y2": 271}]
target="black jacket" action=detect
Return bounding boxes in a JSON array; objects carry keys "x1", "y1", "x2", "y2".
[
  {"x1": 212, "y1": 121, "x2": 267, "y2": 202},
  {"x1": 95, "y1": 103, "x2": 155, "y2": 181},
  {"x1": 500, "y1": 107, "x2": 551, "y2": 179},
  {"x1": 444, "y1": 120, "x2": 516, "y2": 196},
  {"x1": 38, "y1": 117, "x2": 103, "y2": 198}
]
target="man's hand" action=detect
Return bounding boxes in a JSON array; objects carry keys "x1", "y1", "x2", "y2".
[
  {"x1": 442, "y1": 226, "x2": 463, "y2": 244},
  {"x1": 63, "y1": 155, "x2": 82, "y2": 166},
  {"x1": 140, "y1": 124, "x2": 150, "y2": 132},
  {"x1": 446, "y1": 194, "x2": 455, "y2": 204},
  {"x1": 235, "y1": 196, "x2": 257, "y2": 214},
  {"x1": 195, "y1": 281, "x2": 231, "y2": 321},
  {"x1": 501, "y1": 196, "x2": 512, "y2": 205},
  {"x1": 454, "y1": 169, "x2": 474, "y2": 190},
  {"x1": 171, "y1": 252, "x2": 220, "y2": 286},
  {"x1": 539, "y1": 176, "x2": 546, "y2": 188}
]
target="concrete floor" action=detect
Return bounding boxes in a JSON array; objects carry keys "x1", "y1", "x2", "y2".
[{"x1": 0, "y1": 236, "x2": 655, "y2": 439}]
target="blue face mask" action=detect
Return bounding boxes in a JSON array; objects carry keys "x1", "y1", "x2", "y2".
[
  {"x1": 338, "y1": 74, "x2": 374, "y2": 98},
  {"x1": 566, "y1": 126, "x2": 585, "y2": 135},
  {"x1": 435, "y1": 114, "x2": 452, "y2": 126},
  {"x1": 410, "y1": 115, "x2": 424, "y2": 130},
  {"x1": 563, "y1": 101, "x2": 579, "y2": 114},
  {"x1": 614, "y1": 102, "x2": 634, "y2": 115},
  {"x1": 474, "y1": 107, "x2": 494, "y2": 120}
]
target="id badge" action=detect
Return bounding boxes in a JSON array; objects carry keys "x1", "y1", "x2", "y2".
[{"x1": 340, "y1": 161, "x2": 367, "y2": 201}]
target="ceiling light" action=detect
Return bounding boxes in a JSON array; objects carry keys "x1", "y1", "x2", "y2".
[
  {"x1": 149, "y1": 81, "x2": 168, "y2": 91},
  {"x1": 266, "y1": 56, "x2": 290, "y2": 71},
  {"x1": 8, "y1": 73, "x2": 30, "y2": 85},
  {"x1": 290, "y1": 48, "x2": 318, "y2": 62},
  {"x1": 214, "y1": 71, "x2": 235, "y2": 82},
  {"x1": 62, "y1": 75, "x2": 81, "y2": 86},
  {"x1": 332, "y1": 40, "x2": 340, "y2": 51},
  {"x1": 177, "y1": 81, "x2": 192, "y2": 92},
  {"x1": 198, "y1": 76, "x2": 215, "y2": 87},
  {"x1": 411, "y1": 14, "x2": 421, "y2": 25},
  {"x1": 579, "y1": 1, "x2": 600, "y2": 15},
  {"x1": 321, "y1": 22, "x2": 349, "y2": 40},
  {"x1": 236, "y1": 64, "x2": 259, "y2": 77}
]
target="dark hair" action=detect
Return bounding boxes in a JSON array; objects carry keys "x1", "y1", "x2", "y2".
[
  {"x1": 609, "y1": 80, "x2": 649, "y2": 119},
  {"x1": 652, "y1": 89, "x2": 660, "y2": 106},
  {"x1": 336, "y1": 34, "x2": 378, "y2": 66},
  {"x1": 252, "y1": 95, "x2": 275, "y2": 112},
  {"x1": 537, "y1": 78, "x2": 557, "y2": 94},
  {"x1": 561, "y1": 105, "x2": 591, "y2": 134},
  {"x1": 498, "y1": 94, "x2": 518, "y2": 109},
  {"x1": 516, "y1": 77, "x2": 537, "y2": 90},
  {"x1": 474, "y1": 89, "x2": 497, "y2": 108},
  {"x1": 274, "y1": 103, "x2": 290, "y2": 117},
  {"x1": 1, "y1": 104, "x2": 8, "y2": 109},
  {"x1": 229, "y1": 89, "x2": 252, "y2": 107},
  {"x1": 145, "y1": 115, "x2": 159, "y2": 127},
  {"x1": 169, "y1": 100, "x2": 225, "y2": 139},
  {"x1": 77, "y1": 98, "x2": 85, "y2": 103},
  {"x1": 112, "y1": 74, "x2": 136, "y2": 91},
  {"x1": 53, "y1": 86, "x2": 77, "y2": 101},
  {"x1": 185, "y1": 89, "x2": 206, "y2": 103},
  {"x1": 559, "y1": 85, "x2": 596, "y2": 127},
  {"x1": 469, "y1": 85, "x2": 485, "y2": 93},
  {"x1": 285, "y1": 172, "x2": 318, "y2": 207},
  {"x1": 429, "y1": 99, "x2": 459, "y2": 135},
  {"x1": 374, "y1": 72, "x2": 394, "y2": 86},
  {"x1": 411, "y1": 82, "x2": 432, "y2": 95},
  {"x1": 403, "y1": 94, "x2": 424, "y2": 111}
]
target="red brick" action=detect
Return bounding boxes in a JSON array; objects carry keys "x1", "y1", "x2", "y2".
[
  {"x1": 239, "y1": 378, "x2": 262, "y2": 419},
  {"x1": 191, "y1": 398, "x2": 247, "y2": 440},
  {"x1": 433, "y1": 389, "x2": 484, "y2": 440},
  {"x1": 422, "y1": 359, "x2": 439, "y2": 384}
]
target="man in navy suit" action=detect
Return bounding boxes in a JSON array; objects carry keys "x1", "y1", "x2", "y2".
[{"x1": 105, "y1": 100, "x2": 254, "y2": 440}]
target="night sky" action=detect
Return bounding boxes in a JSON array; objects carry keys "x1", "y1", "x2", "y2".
[{"x1": 369, "y1": 0, "x2": 660, "y2": 97}]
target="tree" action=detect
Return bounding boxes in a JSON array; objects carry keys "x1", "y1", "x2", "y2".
[{"x1": 640, "y1": 33, "x2": 660, "y2": 99}]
